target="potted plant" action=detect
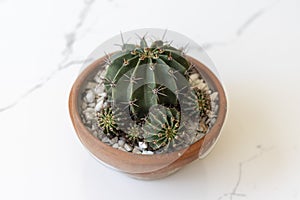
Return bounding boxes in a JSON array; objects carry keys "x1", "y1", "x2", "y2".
[{"x1": 69, "y1": 29, "x2": 227, "y2": 179}]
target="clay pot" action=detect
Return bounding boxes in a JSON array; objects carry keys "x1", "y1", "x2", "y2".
[{"x1": 69, "y1": 55, "x2": 227, "y2": 180}]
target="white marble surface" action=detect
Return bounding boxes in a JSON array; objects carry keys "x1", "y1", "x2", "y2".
[{"x1": 1, "y1": 0, "x2": 300, "y2": 199}]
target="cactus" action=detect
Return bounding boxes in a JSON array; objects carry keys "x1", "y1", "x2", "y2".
[
  {"x1": 126, "y1": 123, "x2": 143, "y2": 144},
  {"x1": 96, "y1": 107, "x2": 125, "y2": 137},
  {"x1": 103, "y1": 37, "x2": 190, "y2": 119},
  {"x1": 184, "y1": 88, "x2": 211, "y2": 117},
  {"x1": 195, "y1": 89, "x2": 211, "y2": 117},
  {"x1": 97, "y1": 36, "x2": 212, "y2": 151},
  {"x1": 143, "y1": 106, "x2": 181, "y2": 150}
]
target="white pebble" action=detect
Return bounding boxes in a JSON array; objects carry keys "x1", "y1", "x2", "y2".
[
  {"x1": 124, "y1": 143, "x2": 133, "y2": 152},
  {"x1": 132, "y1": 147, "x2": 141, "y2": 154},
  {"x1": 102, "y1": 136, "x2": 109, "y2": 143},
  {"x1": 91, "y1": 124, "x2": 97, "y2": 131},
  {"x1": 82, "y1": 108, "x2": 95, "y2": 121},
  {"x1": 85, "y1": 90, "x2": 95, "y2": 103},
  {"x1": 83, "y1": 107, "x2": 94, "y2": 113},
  {"x1": 110, "y1": 137, "x2": 118, "y2": 145},
  {"x1": 97, "y1": 132, "x2": 104, "y2": 139},
  {"x1": 214, "y1": 105, "x2": 219, "y2": 113},
  {"x1": 211, "y1": 118, "x2": 216, "y2": 124},
  {"x1": 94, "y1": 71, "x2": 105, "y2": 83},
  {"x1": 190, "y1": 73, "x2": 199, "y2": 81},
  {"x1": 81, "y1": 102, "x2": 87, "y2": 110},
  {"x1": 211, "y1": 102, "x2": 216, "y2": 110},
  {"x1": 138, "y1": 142, "x2": 147, "y2": 149},
  {"x1": 96, "y1": 96, "x2": 104, "y2": 103},
  {"x1": 208, "y1": 111, "x2": 216, "y2": 119},
  {"x1": 112, "y1": 143, "x2": 119, "y2": 148},
  {"x1": 211, "y1": 92, "x2": 219, "y2": 101},
  {"x1": 86, "y1": 82, "x2": 98, "y2": 89},
  {"x1": 94, "y1": 76, "x2": 101, "y2": 83},
  {"x1": 95, "y1": 100, "x2": 103, "y2": 111},
  {"x1": 99, "y1": 92, "x2": 107, "y2": 98},
  {"x1": 118, "y1": 140, "x2": 125, "y2": 147},
  {"x1": 197, "y1": 81, "x2": 207, "y2": 90},
  {"x1": 92, "y1": 131, "x2": 98, "y2": 137},
  {"x1": 103, "y1": 102, "x2": 108, "y2": 108},
  {"x1": 142, "y1": 150, "x2": 154, "y2": 155},
  {"x1": 206, "y1": 118, "x2": 211, "y2": 124},
  {"x1": 94, "y1": 84, "x2": 104, "y2": 94},
  {"x1": 193, "y1": 79, "x2": 202, "y2": 85},
  {"x1": 88, "y1": 103, "x2": 95, "y2": 108}
]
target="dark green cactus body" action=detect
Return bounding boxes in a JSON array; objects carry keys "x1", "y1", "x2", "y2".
[
  {"x1": 96, "y1": 107, "x2": 119, "y2": 137},
  {"x1": 104, "y1": 39, "x2": 190, "y2": 118},
  {"x1": 195, "y1": 89, "x2": 211, "y2": 117},
  {"x1": 126, "y1": 123, "x2": 143, "y2": 145},
  {"x1": 96, "y1": 107, "x2": 126, "y2": 138},
  {"x1": 183, "y1": 88, "x2": 212, "y2": 119},
  {"x1": 143, "y1": 106, "x2": 182, "y2": 150}
]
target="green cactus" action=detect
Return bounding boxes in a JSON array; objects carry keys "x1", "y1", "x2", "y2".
[
  {"x1": 97, "y1": 36, "x2": 212, "y2": 151},
  {"x1": 183, "y1": 88, "x2": 211, "y2": 118},
  {"x1": 103, "y1": 38, "x2": 190, "y2": 119},
  {"x1": 96, "y1": 107, "x2": 125, "y2": 137},
  {"x1": 143, "y1": 106, "x2": 184, "y2": 150},
  {"x1": 195, "y1": 89, "x2": 211, "y2": 117},
  {"x1": 126, "y1": 123, "x2": 143, "y2": 144}
]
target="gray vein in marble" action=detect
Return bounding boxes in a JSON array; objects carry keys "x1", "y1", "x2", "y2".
[
  {"x1": 62, "y1": 0, "x2": 95, "y2": 57},
  {"x1": 0, "y1": 59, "x2": 90, "y2": 113},
  {"x1": 0, "y1": 0, "x2": 95, "y2": 113},
  {"x1": 203, "y1": 0, "x2": 279, "y2": 50},
  {"x1": 217, "y1": 146, "x2": 274, "y2": 200}
]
